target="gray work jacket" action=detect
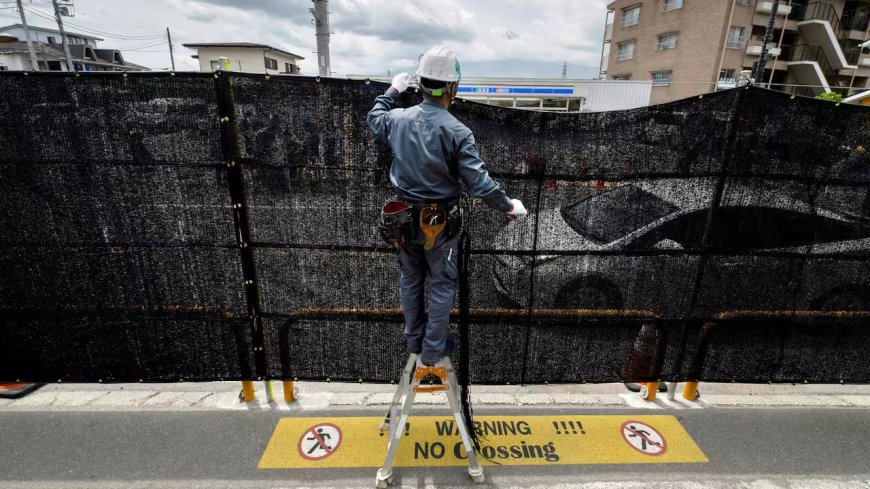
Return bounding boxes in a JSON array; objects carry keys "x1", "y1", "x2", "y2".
[{"x1": 367, "y1": 88, "x2": 512, "y2": 212}]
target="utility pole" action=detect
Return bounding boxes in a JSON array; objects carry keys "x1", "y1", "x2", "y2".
[
  {"x1": 754, "y1": 1, "x2": 779, "y2": 83},
  {"x1": 166, "y1": 27, "x2": 176, "y2": 71},
  {"x1": 16, "y1": 0, "x2": 39, "y2": 70},
  {"x1": 51, "y1": 0, "x2": 75, "y2": 71},
  {"x1": 309, "y1": 0, "x2": 331, "y2": 77},
  {"x1": 598, "y1": 9, "x2": 612, "y2": 79},
  {"x1": 767, "y1": 0, "x2": 792, "y2": 88}
]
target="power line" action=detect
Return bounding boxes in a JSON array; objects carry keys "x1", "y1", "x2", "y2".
[
  {"x1": 124, "y1": 42, "x2": 168, "y2": 52},
  {"x1": 23, "y1": 6, "x2": 165, "y2": 40},
  {"x1": 119, "y1": 39, "x2": 167, "y2": 50}
]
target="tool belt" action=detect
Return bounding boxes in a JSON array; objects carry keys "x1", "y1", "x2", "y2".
[{"x1": 378, "y1": 198, "x2": 462, "y2": 249}]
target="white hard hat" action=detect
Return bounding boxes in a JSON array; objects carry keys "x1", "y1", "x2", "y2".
[{"x1": 415, "y1": 46, "x2": 462, "y2": 83}]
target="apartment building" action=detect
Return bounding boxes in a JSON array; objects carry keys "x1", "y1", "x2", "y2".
[
  {"x1": 601, "y1": 0, "x2": 870, "y2": 104},
  {"x1": 0, "y1": 24, "x2": 148, "y2": 72}
]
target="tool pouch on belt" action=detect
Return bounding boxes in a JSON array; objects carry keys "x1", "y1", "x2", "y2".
[
  {"x1": 420, "y1": 204, "x2": 447, "y2": 251},
  {"x1": 379, "y1": 200, "x2": 414, "y2": 248}
]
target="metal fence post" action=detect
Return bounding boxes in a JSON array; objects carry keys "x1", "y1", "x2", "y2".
[{"x1": 214, "y1": 71, "x2": 270, "y2": 401}]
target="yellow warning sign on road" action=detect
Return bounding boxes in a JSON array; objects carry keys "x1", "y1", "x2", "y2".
[{"x1": 259, "y1": 415, "x2": 707, "y2": 468}]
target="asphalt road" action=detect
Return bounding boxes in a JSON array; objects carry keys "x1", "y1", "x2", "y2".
[{"x1": 1, "y1": 407, "x2": 869, "y2": 488}]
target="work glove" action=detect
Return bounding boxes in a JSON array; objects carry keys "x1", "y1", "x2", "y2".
[
  {"x1": 390, "y1": 72, "x2": 412, "y2": 94},
  {"x1": 507, "y1": 198, "x2": 527, "y2": 217}
]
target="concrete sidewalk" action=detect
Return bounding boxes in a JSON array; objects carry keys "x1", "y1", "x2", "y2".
[{"x1": 3, "y1": 380, "x2": 869, "y2": 412}]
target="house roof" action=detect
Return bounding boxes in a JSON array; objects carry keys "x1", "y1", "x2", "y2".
[
  {"x1": 0, "y1": 41, "x2": 149, "y2": 70},
  {"x1": 182, "y1": 42, "x2": 304, "y2": 60},
  {"x1": 844, "y1": 89, "x2": 870, "y2": 103},
  {"x1": 0, "y1": 41, "x2": 64, "y2": 60},
  {"x1": 0, "y1": 23, "x2": 103, "y2": 42}
]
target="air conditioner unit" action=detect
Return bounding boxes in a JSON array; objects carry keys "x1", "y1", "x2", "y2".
[
  {"x1": 746, "y1": 45, "x2": 782, "y2": 56},
  {"x1": 756, "y1": 2, "x2": 791, "y2": 15}
]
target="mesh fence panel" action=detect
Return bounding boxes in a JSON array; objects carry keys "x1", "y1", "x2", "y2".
[{"x1": 1, "y1": 72, "x2": 868, "y2": 384}]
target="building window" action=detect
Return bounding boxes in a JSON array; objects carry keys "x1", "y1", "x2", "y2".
[
  {"x1": 543, "y1": 98, "x2": 569, "y2": 110},
  {"x1": 657, "y1": 32, "x2": 678, "y2": 50},
  {"x1": 727, "y1": 26, "x2": 745, "y2": 49},
  {"x1": 210, "y1": 60, "x2": 220, "y2": 71},
  {"x1": 651, "y1": 71, "x2": 671, "y2": 86},
  {"x1": 47, "y1": 61, "x2": 62, "y2": 71},
  {"x1": 265, "y1": 57, "x2": 278, "y2": 70},
  {"x1": 621, "y1": 5, "x2": 640, "y2": 27},
  {"x1": 616, "y1": 40, "x2": 636, "y2": 61},
  {"x1": 663, "y1": 0, "x2": 683, "y2": 11},
  {"x1": 736, "y1": 0, "x2": 750, "y2": 4},
  {"x1": 515, "y1": 99, "x2": 542, "y2": 109},
  {"x1": 0, "y1": 66, "x2": 7, "y2": 71},
  {"x1": 47, "y1": 36, "x2": 56, "y2": 44},
  {"x1": 612, "y1": 74, "x2": 632, "y2": 80},
  {"x1": 717, "y1": 68, "x2": 737, "y2": 89}
]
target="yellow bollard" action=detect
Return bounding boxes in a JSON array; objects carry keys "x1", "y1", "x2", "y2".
[
  {"x1": 265, "y1": 380, "x2": 275, "y2": 403},
  {"x1": 642, "y1": 382, "x2": 659, "y2": 401},
  {"x1": 283, "y1": 381, "x2": 297, "y2": 403},
  {"x1": 241, "y1": 381, "x2": 255, "y2": 402},
  {"x1": 683, "y1": 381, "x2": 699, "y2": 401}
]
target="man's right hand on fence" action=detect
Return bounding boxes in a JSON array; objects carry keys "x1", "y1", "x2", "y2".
[{"x1": 390, "y1": 72, "x2": 412, "y2": 94}]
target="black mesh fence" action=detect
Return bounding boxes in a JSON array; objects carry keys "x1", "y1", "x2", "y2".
[{"x1": 1, "y1": 71, "x2": 868, "y2": 384}]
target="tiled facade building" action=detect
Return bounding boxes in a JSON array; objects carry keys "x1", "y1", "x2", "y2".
[{"x1": 602, "y1": 0, "x2": 870, "y2": 104}]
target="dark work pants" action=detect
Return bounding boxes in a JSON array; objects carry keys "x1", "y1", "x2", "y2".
[{"x1": 398, "y1": 230, "x2": 460, "y2": 364}]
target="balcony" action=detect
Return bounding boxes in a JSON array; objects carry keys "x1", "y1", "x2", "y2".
[
  {"x1": 717, "y1": 79, "x2": 737, "y2": 90},
  {"x1": 797, "y1": 2, "x2": 861, "y2": 68},
  {"x1": 746, "y1": 43, "x2": 782, "y2": 56},
  {"x1": 782, "y1": 44, "x2": 849, "y2": 96},
  {"x1": 756, "y1": 1, "x2": 792, "y2": 15}
]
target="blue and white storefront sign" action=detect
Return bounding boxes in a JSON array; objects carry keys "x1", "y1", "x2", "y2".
[{"x1": 457, "y1": 86, "x2": 574, "y2": 96}]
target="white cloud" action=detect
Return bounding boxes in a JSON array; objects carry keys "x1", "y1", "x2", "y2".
[{"x1": 0, "y1": 0, "x2": 610, "y2": 78}]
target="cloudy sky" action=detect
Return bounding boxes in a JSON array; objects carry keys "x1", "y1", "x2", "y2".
[{"x1": 1, "y1": 0, "x2": 611, "y2": 78}]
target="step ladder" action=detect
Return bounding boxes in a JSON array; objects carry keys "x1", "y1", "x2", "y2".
[{"x1": 375, "y1": 353, "x2": 484, "y2": 488}]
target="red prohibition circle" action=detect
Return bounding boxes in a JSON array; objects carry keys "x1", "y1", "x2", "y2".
[
  {"x1": 620, "y1": 420, "x2": 668, "y2": 456},
  {"x1": 297, "y1": 422, "x2": 343, "y2": 461}
]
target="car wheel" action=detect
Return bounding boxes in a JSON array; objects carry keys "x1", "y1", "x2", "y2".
[
  {"x1": 553, "y1": 278, "x2": 623, "y2": 310},
  {"x1": 814, "y1": 287, "x2": 870, "y2": 311}
]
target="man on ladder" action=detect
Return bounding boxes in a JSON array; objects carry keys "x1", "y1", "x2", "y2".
[{"x1": 368, "y1": 46, "x2": 527, "y2": 485}]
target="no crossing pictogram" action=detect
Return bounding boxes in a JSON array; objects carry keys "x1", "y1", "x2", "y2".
[
  {"x1": 620, "y1": 420, "x2": 667, "y2": 456},
  {"x1": 297, "y1": 423, "x2": 342, "y2": 461}
]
